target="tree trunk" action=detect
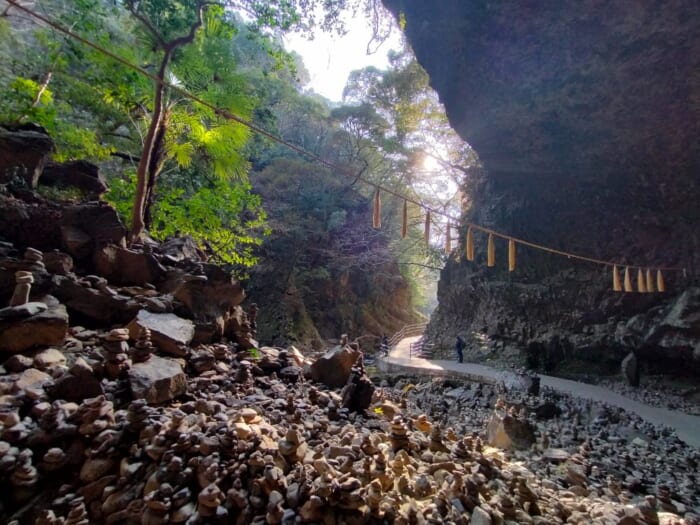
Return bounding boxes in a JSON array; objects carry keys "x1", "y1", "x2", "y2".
[
  {"x1": 129, "y1": 51, "x2": 171, "y2": 243},
  {"x1": 127, "y1": 3, "x2": 205, "y2": 242},
  {"x1": 144, "y1": 110, "x2": 169, "y2": 229}
]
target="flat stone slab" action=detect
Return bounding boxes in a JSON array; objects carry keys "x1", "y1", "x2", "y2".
[
  {"x1": 0, "y1": 303, "x2": 68, "y2": 353},
  {"x1": 309, "y1": 345, "x2": 361, "y2": 389},
  {"x1": 127, "y1": 310, "x2": 194, "y2": 357},
  {"x1": 543, "y1": 448, "x2": 571, "y2": 462},
  {"x1": 0, "y1": 302, "x2": 48, "y2": 321},
  {"x1": 129, "y1": 356, "x2": 187, "y2": 404}
]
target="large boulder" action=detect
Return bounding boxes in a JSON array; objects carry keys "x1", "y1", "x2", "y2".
[
  {"x1": 129, "y1": 356, "x2": 187, "y2": 404},
  {"x1": 127, "y1": 310, "x2": 194, "y2": 357},
  {"x1": 40, "y1": 160, "x2": 108, "y2": 199},
  {"x1": 48, "y1": 369, "x2": 103, "y2": 401},
  {"x1": 157, "y1": 236, "x2": 206, "y2": 264},
  {"x1": 42, "y1": 250, "x2": 74, "y2": 275},
  {"x1": 0, "y1": 124, "x2": 53, "y2": 188},
  {"x1": 0, "y1": 298, "x2": 68, "y2": 353},
  {"x1": 657, "y1": 288, "x2": 700, "y2": 331},
  {"x1": 52, "y1": 275, "x2": 140, "y2": 325},
  {"x1": 60, "y1": 226, "x2": 93, "y2": 260},
  {"x1": 59, "y1": 203, "x2": 127, "y2": 261},
  {"x1": 161, "y1": 264, "x2": 246, "y2": 345},
  {"x1": 0, "y1": 190, "x2": 125, "y2": 264},
  {"x1": 485, "y1": 410, "x2": 536, "y2": 450},
  {"x1": 0, "y1": 193, "x2": 63, "y2": 253},
  {"x1": 341, "y1": 364, "x2": 375, "y2": 412},
  {"x1": 171, "y1": 264, "x2": 245, "y2": 320},
  {"x1": 94, "y1": 244, "x2": 165, "y2": 286},
  {"x1": 223, "y1": 305, "x2": 256, "y2": 350},
  {"x1": 308, "y1": 345, "x2": 361, "y2": 389}
]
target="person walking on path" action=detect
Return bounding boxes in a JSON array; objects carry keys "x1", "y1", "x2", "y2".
[{"x1": 455, "y1": 335, "x2": 465, "y2": 363}]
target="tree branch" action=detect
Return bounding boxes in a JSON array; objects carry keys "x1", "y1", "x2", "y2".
[
  {"x1": 164, "y1": 1, "x2": 212, "y2": 52},
  {"x1": 111, "y1": 151, "x2": 140, "y2": 162},
  {"x1": 125, "y1": 1, "x2": 166, "y2": 48}
]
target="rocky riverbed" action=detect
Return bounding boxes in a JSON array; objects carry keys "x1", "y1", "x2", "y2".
[
  {"x1": 0, "y1": 218, "x2": 698, "y2": 524},
  {"x1": 593, "y1": 378, "x2": 700, "y2": 416},
  {"x1": 2, "y1": 331, "x2": 699, "y2": 524}
]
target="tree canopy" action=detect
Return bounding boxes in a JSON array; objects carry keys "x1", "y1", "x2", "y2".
[{"x1": 0, "y1": 0, "x2": 476, "y2": 324}]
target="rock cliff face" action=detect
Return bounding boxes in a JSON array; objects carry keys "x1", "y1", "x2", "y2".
[
  {"x1": 383, "y1": 0, "x2": 700, "y2": 376},
  {"x1": 248, "y1": 159, "x2": 418, "y2": 349}
]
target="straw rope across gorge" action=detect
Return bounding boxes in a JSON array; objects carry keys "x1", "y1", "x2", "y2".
[{"x1": 5, "y1": 0, "x2": 688, "y2": 294}]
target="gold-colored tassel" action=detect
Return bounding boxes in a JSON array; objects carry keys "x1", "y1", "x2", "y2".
[
  {"x1": 487, "y1": 233, "x2": 495, "y2": 267},
  {"x1": 401, "y1": 200, "x2": 408, "y2": 239},
  {"x1": 637, "y1": 268, "x2": 647, "y2": 293},
  {"x1": 508, "y1": 239, "x2": 515, "y2": 272},
  {"x1": 624, "y1": 267, "x2": 633, "y2": 292},
  {"x1": 424, "y1": 210, "x2": 431, "y2": 246},
  {"x1": 466, "y1": 226, "x2": 474, "y2": 261},
  {"x1": 372, "y1": 189, "x2": 381, "y2": 229},
  {"x1": 612, "y1": 265, "x2": 622, "y2": 292},
  {"x1": 445, "y1": 222, "x2": 451, "y2": 254},
  {"x1": 645, "y1": 269, "x2": 654, "y2": 293},
  {"x1": 656, "y1": 269, "x2": 665, "y2": 292}
]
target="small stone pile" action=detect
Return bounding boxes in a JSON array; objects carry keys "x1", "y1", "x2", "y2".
[
  {"x1": 132, "y1": 327, "x2": 154, "y2": 363},
  {"x1": 23, "y1": 247, "x2": 45, "y2": 272},
  {"x1": 102, "y1": 328, "x2": 131, "y2": 379}
]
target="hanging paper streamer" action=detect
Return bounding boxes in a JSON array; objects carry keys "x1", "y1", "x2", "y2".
[
  {"x1": 401, "y1": 199, "x2": 408, "y2": 239},
  {"x1": 508, "y1": 239, "x2": 516, "y2": 272},
  {"x1": 657, "y1": 269, "x2": 665, "y2": 292},
  {"x1": 372, "y1": 189, "x2": 381, "y2": 229},
  {"x1": 466, "y1": 226, "x2": 474, "y2": 261},
  {"x1": 645, "y1": 269, "x2": 654, "y2": 293},
  {"x1": 613, "y1": 265, "x2": 622, "y2": 292},
  {"x1": 637, "y1": 268, "x2": 647, "y2": 293},
  {"x1": 487, "y1": 233, "x2": 495, "y2": 267},
  {"x1": 624, "y1": 267, "x2": 633, "y2": 292},
  {"x1": 445, "y1": 222, "x2": 451, "y2": 254},
  {"x1": 424, "y1": 210, "x2": 431, "y2": 246}
]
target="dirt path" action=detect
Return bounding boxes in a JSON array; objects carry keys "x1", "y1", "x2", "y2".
[{"x1": 381, "y1": 336, "x2": 700, "y2": 448}]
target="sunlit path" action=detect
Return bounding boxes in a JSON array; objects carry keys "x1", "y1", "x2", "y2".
[{"x1": 381, "y1": 337, "x2": 700, "y2": 449}]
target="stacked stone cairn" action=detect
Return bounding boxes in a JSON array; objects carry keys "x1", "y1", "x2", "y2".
[
  {"x1": 103, "y1": 328, "x2": 131, "y2": 379},
  {"x1": 9, "y1": 271, "x2": 33, "y2": 306},
  {"x1": 24, "y1": 247, "x2": 45, "y2": 271},
  {"x1": 132, "y1": 327, "x2": 154, "y2": 363}
]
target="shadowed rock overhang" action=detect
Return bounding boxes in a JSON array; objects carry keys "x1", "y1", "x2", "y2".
[{"x1": 383, "y1": 1, "x2": 699, "y2": 184}]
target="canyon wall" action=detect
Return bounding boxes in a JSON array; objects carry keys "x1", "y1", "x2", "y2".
[{"x1": 383, "y1": 0, "x2": 700, "y2": 376}]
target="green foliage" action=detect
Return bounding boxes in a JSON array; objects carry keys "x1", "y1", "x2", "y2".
[
  {"x1": 106, "y1": 167, "x2": 269, "y2": 268},
  {"x1": 4, "y1": 77, "x2": 55, "y2": 122},
  {"x1": 2, "y1": 0, "x2": 426, "y2": 328},
  {"x1": 3, "y1": 76, "x2": 114, "y2": 161},
  {"x1": 150, "y1": 177, "x2": 269, "y2": 267},
  {"x1": 35, "y1": 184, "x2": 86, "y2": 202},
  {"x1": 327, "y1": 210, "x2": 347, "y2": 232},
  {"x1": 165, "y1": 27, "x2": 256, "y2": 180},
  {"x1": 52, "y1": 124, "x2": 114, "y2": 162},
  {"x1": 105, "y1": 169, "x2": 138, "y2": 223}
]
